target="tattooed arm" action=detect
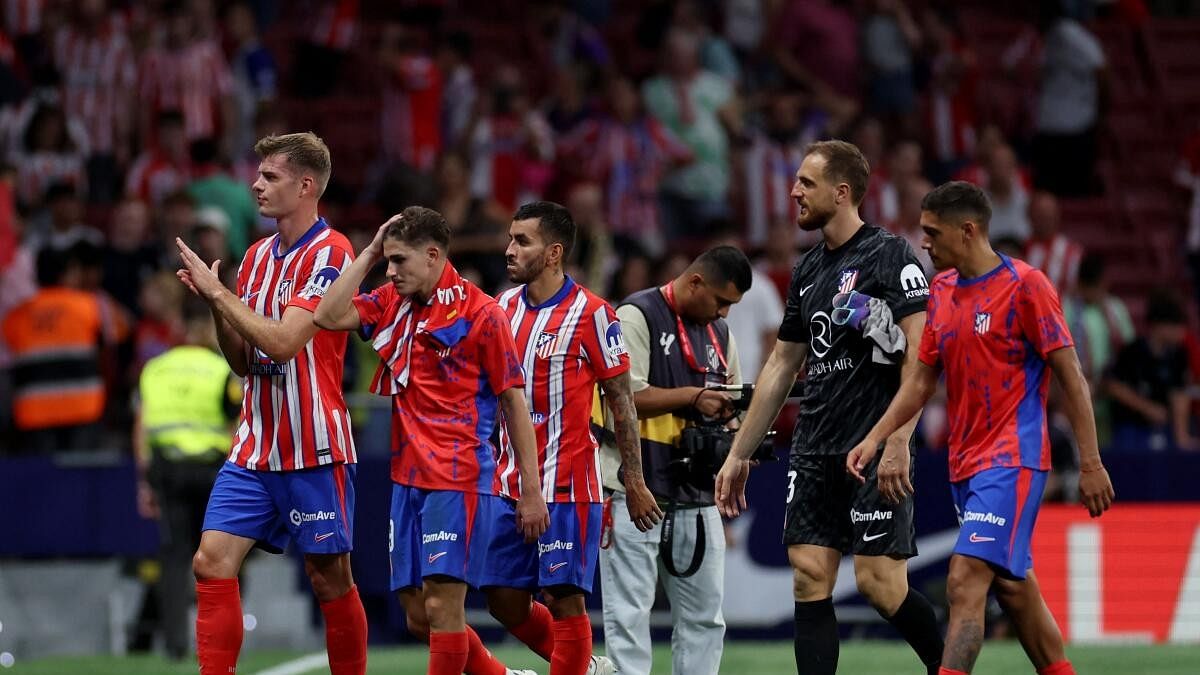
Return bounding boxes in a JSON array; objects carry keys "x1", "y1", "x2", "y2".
[{"x1": 600, "y1": 370, "x2": 664, "y2": 532}]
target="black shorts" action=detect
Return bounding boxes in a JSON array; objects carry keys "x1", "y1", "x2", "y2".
[{"x1": 782, "y1": 452, "x2": 917, "y2": 558}]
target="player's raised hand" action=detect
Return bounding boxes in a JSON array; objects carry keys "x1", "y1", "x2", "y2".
[
  {"x1": 876, "y1": 438, "x2": 914, "y2": 504},
  {"x1": 624, "y1": 476, "x2": 663, "y2": 532},
  {"x1": 846, "y1": 435, "x2": 881, "y2": 483},
  {"x1": 364, "y1": 216, "x2": 399, "y2": 261},
  {"x1": 715, "y1": 456, "x2": 751, "y2": 518},
  {"x1": 516, "y1": 489, "x2": 550, "y2": 543},
  {"x1": 1078, "y1": 465, "x2": 1115, "y2": 518},
  {"x1": 176, "y1": 238, "x2": 224, "y2": 301}
]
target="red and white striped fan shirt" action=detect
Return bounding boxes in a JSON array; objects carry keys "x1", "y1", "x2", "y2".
[
  {"x1": 495, "y1": 278, "x2": 629, "y2": 503},
  {"x1": 139, "y1": 40, "x2": 232, "y2": 141},
  {"x1": 53, "y1": 22, "x2": 136, "y2": 155},
  {"x1": 5, "y1": 0, "x2": 42, "y2": 37},
  {"x1": 743, "y1": 133, "x2": 807, "y2": 247},
  {"x1": 229, "y1": 218, "x2": 357, "y2": 471},
  {"x1": 1024, "y1": 234, "x2": 1083, "y2": 293}
]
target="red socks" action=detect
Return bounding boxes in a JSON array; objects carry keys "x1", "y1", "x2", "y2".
[
  {"x1": 464, "y1": 625, "x2": 508, "y2": 675},
  {"x1": 938, "y1": 669, "x2": 969, "y2": 675},
  {"x1": 196, "y1": 578, "x2": 243, "y2": 675},
  {"x1": 429, "y1": 631, "x2": 469, "y2": 675},
  {"x1": 550, "y1": 614, "x2": 593, "y2": 675},
  {"x1": 509, "y1": 601, "x2": 555, "y2": 661},
  {"x1": 320, "y1": 585, "x2": 368, "y2": 675},
  {"x1": 1038, "y1": 661, "x2": 1077, "y2": 675}
]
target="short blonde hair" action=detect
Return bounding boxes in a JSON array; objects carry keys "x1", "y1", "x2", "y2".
[{"x1": 254, "y1": 132, "x2": 332, "y2": 197}]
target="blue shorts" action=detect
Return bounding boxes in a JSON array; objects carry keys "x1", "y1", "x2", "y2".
[
  {"x1": 950, "y1": 466, "x2": 1047, "y2": 580},
  {"x1": 389, "y1": 485, "x2": 500, "y2": 591},
  {"x1": 203, "y1": 461, "x2": 355, "y2": 555},
  {"x1": 476, "y1": 500, "x2": 602, "y2": 593}
]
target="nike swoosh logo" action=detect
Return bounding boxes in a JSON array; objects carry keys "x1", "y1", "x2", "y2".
[
  {"x1": 798, "y1": 284, "x2": 815, "y2": 297},
  {"x1": 862, "y1": 531, "x2": 886, "y2": 542},
  {"x1": 548, "y1": 561, "x2": 569, "y2": 574},
  {"x1": 969, "y1": 532, "x2": 996, "y2": 543},
  {"x1": 314, "y1": 532, "x2": 335, "y2": 543},
  {"x1": 428, "y1": 551, "x2": 449, "y2": 564}
]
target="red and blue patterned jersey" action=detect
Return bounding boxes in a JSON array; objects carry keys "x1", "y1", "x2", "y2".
[
  {"x1": 352, "y1": 262, "x2": 524, "y2": 493},
  {"x1": 230, "y1": 218, "x2": 356, "y2": 472},
  {"x1": 918, "y1": 255, "x2": 1073, "y2": 482},
  {"x1": 495, "y1": 278, "x2": 630, "y2": 503}
]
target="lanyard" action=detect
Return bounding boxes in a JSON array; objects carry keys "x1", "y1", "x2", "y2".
[{"x1": 660, "y1": 283, "x2": 728, "y2": 375}]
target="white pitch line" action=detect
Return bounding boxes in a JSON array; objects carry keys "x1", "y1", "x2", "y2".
[{"x1": 255, "y1": 651, "x2": 329, "y2": 675}]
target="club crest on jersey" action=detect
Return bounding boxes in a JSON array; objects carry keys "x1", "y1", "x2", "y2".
[
  {"x1": 535, "y1": 331, "x2": 558, "y2": 359},
  {"x1": 975, "y1": 312, "x2": 991, "y2": 335},
  {"x1": 838, "y1": 269, "x2": 859, "y2": 294},
  {"x1": 276, "y1": 279, "x2": 293, "y2": 302}
]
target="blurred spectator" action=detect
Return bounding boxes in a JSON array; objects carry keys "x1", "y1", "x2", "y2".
[
  {"x1": 0, "y1": 175, "x2": 33, "y2": 341},
  {"x1": 874, "y1": 139, "x2": 923, "y2": 229},
  {"x1": 671, "y1": 0, "x2": 740, "y2": 84},
  {"x1": 289, "y1": 0, "x2": 357, "y2": 98},
  {"x1": 921, "y1": 6, "x2": 979, "y2": 179},
  {"x1": 1029, "y1": 4, "x2": 1106, "y2": 196},
  {"x1": 125, "y1": 109, "x2": 190, "y2": 206},
  {"x1": 138, "y1": 2, "x2": 233, "y2": 151},
  {"x1": 5, "y1": 0, "x2": 47, "y2": 72},
  {"x1": 560, "y1": 75, "x2": 692, "y2": 256},
  {"x1": 435, "y1": 152, "x2": 507, "y2": 293},
  {"x1": 2, "y1": 245, "x2": 113, "y2": 451},
  {"x1": 608, "y1": 248, "x2": 652, "y2": 302},
  {"x1": 888, "y1": 176, "x2": 934, "y2": 274},
  {"x1": 224, "y1": 2, "x2": 277, "y2": 157},
  {"x1": 189, "y1": 206, "x2": 234, "y2": 280},
  {"x1": 761, "y1": 216, "x2": 805, "y2": 299},
  {"x1": 528, "y1": 0, "x2": 610, "y2": 75},
  {"x1": 25, "y1": 181, "x2": 102, "y2": 252},
  {"x1": 1064, "y1": 253, "x2": 1135, "y2": 445},
  {"x1": 723, "y1": 0, "x2": 766, "y2": 60},
  {"x1": 1176, "y1": 124, "x2": 1200, "y2": 307},
  {"x1": 770, "y1": 0, "x2": 859, "y2": 103},
  {"x1": 642, "y1": 28, "x2": 740, "y2": 239},
  {"x1": 8, "y1": 99, "x2": 89, "y2": 206},
  {"x1": 1024, "y1": 191, "x2": 1083, "y2": 292},
  {"x1": 102, "y1": 198, "x2": 160, "y2": 315},
  {"x1": 952, "y1": 123, "x2": 1007, "y2": 186},
  {"x1": 131, "y1": 270, "x2": 185, "y2": 376},
  {"x1": 564, "y1": 181, "x2": 618, "y2": 294},
  {"x1": 861, "y1": 0, "x2": 921, "y2": 127},
  {"x1": 854, "y1": 117, "x2": 890, "y2": 225},
  {"x1": 435, "y1": 30, "x2": 476, "y2": 149},
  {"x1": 157, "y1": 189, "x2": 198, "y2": 268},
  {"x1": 743, "y1": 90, "x2": 853, "y2": 247},
  {"x1": 53, "y1": 0, "x2": 135, "y2": 202},
  {"x1": 232, "y1": 103, "x2": 286, "y2": 188},
  {"x1": 982, "y1": 144, "x2": 1031, "y2": 243},
  {"x1": 1104, "y1": 290, "x2": 1196, "y2": 452},
  {"x1": 543, "y1": 65, "x2": 595, "y2": 135},
  {"x1": 378, "y1": 20, "x2": 442, "y2": 173},
  {"x1": 464, "y1": 64, "x2": 555, "y2": 212},
  {"x1": 186, "y1": 138, "x2": 255, "y2": 259}
]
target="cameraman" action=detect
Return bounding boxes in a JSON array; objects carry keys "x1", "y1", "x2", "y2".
[{"x1": 598, "y1": 246, "x2": 751, "y2": 675}]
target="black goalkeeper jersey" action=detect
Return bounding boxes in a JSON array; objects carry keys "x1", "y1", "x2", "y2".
[{"x1": 778, "y1": 224, "x2": 929, "y2": 456}]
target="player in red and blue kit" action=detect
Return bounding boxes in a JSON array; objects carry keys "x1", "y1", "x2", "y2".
[
  {"x1": 483, "y1": 202, "x2": 662, "y2": 675},
  {"x1": 177, "y1": 133, "x2": 367, "y2": 675},
  {"x1": 315, "y1": 206, "x2": 548, "y2": 675},
  {"x1": 848, "y1": 182, "x2": 1114, "y2": 675}
]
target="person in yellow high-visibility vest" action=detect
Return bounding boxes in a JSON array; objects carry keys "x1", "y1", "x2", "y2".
[{"x1": 134, "y1": 307, "x2": 241, "y2": 661}]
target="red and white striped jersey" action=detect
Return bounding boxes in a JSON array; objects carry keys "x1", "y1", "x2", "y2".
[
  {"x1": 495, "y1": 278, "x2": 629, "y2": 503},
  {"x1": 139, "y1": 40, "x2": 232, "y2": 141},
  {"x1": 124, "y1": 150, "x2": 189, "y2": 205},
  {"x1": 228, "y1": 218, "x2": 357, "y2": 472},
  {"x1": 4, "y1": 0, "x2": 42, "y2": 37},
  {"x1": 380, "y1": 54, "x2": 442, "y2": 171},
  {"x1": 1024, "y1": 234, "x2": 1083, "y2": 293},
  {"x1": 743, "y1": 132, "x2": 807, "y2": 247},
  {"x1": 53, "y1": 21, "x2": 136, "y2": 155}
]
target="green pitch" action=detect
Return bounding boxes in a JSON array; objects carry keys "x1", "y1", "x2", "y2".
[{"x1": 10, "y1": 641, "x2": 1200, "y2": 674}]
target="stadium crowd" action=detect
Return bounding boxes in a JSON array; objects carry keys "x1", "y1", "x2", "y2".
[{"x1": 2, "y1": 0, "x2": 1200, "y2": 466}]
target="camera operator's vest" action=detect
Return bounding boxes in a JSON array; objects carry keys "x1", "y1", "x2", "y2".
[{"x1": 621, "y1": 288, "x2": 731, "y2": 505}]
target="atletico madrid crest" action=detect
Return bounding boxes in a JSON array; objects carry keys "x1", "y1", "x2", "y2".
[
  {"x1": 535, "y1": 331, "x2": 558, "y2": 359},
  {"x1": 838, "y1": 269, "x2": 859, "y2": 294}
]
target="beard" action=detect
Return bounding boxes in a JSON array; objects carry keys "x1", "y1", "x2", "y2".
[
  {"x1": 796, "y1": 201, "x2": 834, "y2": 232},
  {"x1": 507, "y1": 255, "x2": 545, "y2": 284}
]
